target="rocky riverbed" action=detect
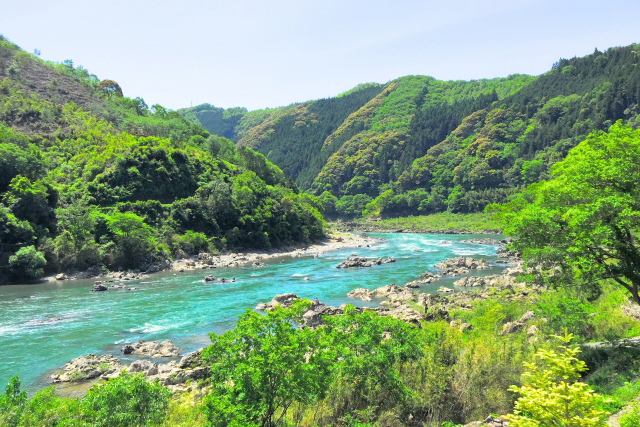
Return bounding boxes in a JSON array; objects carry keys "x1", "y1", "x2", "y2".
[{"x1": 51, "y1": 341, "x2": 209, "y2": 394}]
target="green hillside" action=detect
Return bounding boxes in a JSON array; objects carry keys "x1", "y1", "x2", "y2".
[
  {"x1": 0, "y1": 35, "x2": 324, "y2": 282},
  {"x1": 182, "y1": 45, "x2": 640, "y2": 219}
]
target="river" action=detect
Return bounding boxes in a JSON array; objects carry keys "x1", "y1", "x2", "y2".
[{"x1": 0, "y1": 232, "x2": 504, "y2": 393}]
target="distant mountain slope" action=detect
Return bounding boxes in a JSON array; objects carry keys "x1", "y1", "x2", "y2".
[
  {"x1": 182, "y1": 44, "x2": 640, "y2": 218},
  {"x1": 385, "y1": 45, "x2": 640, "y2": 217},
  {"x1": 179, "y1": 84, "x2": 384, "y2": 189}
]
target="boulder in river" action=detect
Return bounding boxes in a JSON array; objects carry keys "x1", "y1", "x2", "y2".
[
  {"x1": 121, "y1": 340, "x2": 180, "y2": 358},
  {"x1": 336, "y1": 256, "x2": 395, "y2": 268},
  {"x1": 255, "y1": 293, "x2": 300, "y2": 311},
  {"x1": 51, "y1": 354, "x2": 123, "y2": 383},
  {"x1": 92, "y1": 281, "x2": 108, "y2": 292}
]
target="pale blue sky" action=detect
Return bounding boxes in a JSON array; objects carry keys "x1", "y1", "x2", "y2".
[{"x1": 2, "y1": 0, "x2": 639, "y2": 111}]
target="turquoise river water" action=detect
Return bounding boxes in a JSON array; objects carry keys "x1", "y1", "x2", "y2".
[{"x1": 0, "y1": 232, "x2": 504, "y2": 393}]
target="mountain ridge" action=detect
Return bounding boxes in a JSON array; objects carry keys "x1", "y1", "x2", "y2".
[{"x1": 180, "y1": 44, "x2": 640, "y2": 218}]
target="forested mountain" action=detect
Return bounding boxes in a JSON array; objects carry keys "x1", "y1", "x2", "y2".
[
  {"x1": 0, "y1": 35, "x2": 324, "y2": 282},
  {"x1": 182, "y1": 44, "x2": 640, "y2": 218}
]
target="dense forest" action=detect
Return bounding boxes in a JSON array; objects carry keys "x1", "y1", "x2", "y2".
[
  {"x1": 181, "y1": 44, "x2": 640, "y2": 219},
  {"x1": 0, "y1": 36, "x2": 324, "y2": 283}
]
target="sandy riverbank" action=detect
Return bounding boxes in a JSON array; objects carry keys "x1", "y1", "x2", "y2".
[{"x1": 170, "y1": 232, "x2": 379, "y2": 273}]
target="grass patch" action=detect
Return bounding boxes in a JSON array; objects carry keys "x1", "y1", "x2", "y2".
[{"x1": 355, "y1": 212, "x2": 502, "y2": 233}]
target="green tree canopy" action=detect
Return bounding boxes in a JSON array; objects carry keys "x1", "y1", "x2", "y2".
[
  {"x1": 97, "y1": 79, "x2": 123, "y2": 98},
  {"x1": 202, "y1": 300, "x2": 336, "y2": 427},
  {"x1": 496, "y1": 122, "x2": 640, "y2": 303},
  {"x1": 9, "y1": 245, "x2": 46, "y2": 280}
]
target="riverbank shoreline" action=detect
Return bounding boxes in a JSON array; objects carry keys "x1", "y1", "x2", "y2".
[
  {"x1": 332, "y1": 222, "x2": 502, "y2": 235},
  {"x1": 40, "y1": 232, "x2": 379, "y2": 284}
]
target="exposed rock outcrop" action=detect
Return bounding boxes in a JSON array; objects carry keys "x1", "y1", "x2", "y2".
[
  {"x1": 434, "y1": 257, "x2": 490, "y2": 276},
  {"x1": 121, "y1": 340, "x2": 180, "y2": 358},
  {"x1": 454, "y1": 275, "x2": 498, "y2": 287},
  {"x1": 501, "y1": 310, "x2": 535, "y2": 335},
  {"x1": 255, "y1": 293, "x2": 300, "y2": 311},
  {"x1": 497, "y1": 247, "x2": 520, "y2": 260},
  {"x1": 336, "y1": 256, "x2": 395, "y2": 268},
  {"x1": 459, "y1": 238, "x2": 509, "y2": 245},
  {"x1": 53, "y1": 349, "x2": 210, "y2": 393},
  {"x1": 347, "y1": 284, "x2": 415, "y2": 302},
  {"x1": 404, "y1": 272, "x2": 443, "y2": 287},
  {"x1": 51, "y1": 354, "x2": 124, "y2": 383},
  {"x1": 77, "y1": 265, "x2": 104, "y2": 279}
]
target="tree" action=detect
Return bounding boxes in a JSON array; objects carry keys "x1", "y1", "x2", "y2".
[
  {"x1": 104, "y1": 212, "x2": 155, "y2": 268},
  {"x1": 505, "y1": 333, "x2": 610, "y2": 427},
  {"x1": 97, "y1": 79, "x2": 123, "y2": 98},
  {"x1": 9, "y1": 245, "x2": 46, "y2": 280},
  {"x1": 496, "y1": 123, "x2": 640, "y2": 304},
  {"x1": 0, "y1": 375, "x2": 27, "y2": 427},
  {"x1": 318, "y1": 190, "x2": 338, "y2": 218},
  {"x1": 201, "y1": 300, "x2": 336, "y2": 427},
  {"x1": 3, "y1": 175, "x2": 57, "y2": 236}
]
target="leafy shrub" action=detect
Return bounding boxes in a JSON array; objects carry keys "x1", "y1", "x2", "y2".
[
  {"x1": 0, "y1": 376, "x2": 27, "y2": 427},
  {"x1": 171, "y1": 230, "x2": 209, "y2": 256},
  {"x1": 535, "y1": 290, "x2": 595, "y2": 340},
  {"x1": 8, "y1": 245, "x2": 46, "y2": 279},
  {"x1": 505, "y1": 333, "x2": 611, "y2": 427},
  {"x1": 620, "y1": 406, "x2": 640, "y2": 427},
  {"x1": 81, "y1": 371, "x2": 170, "y2": 427}
]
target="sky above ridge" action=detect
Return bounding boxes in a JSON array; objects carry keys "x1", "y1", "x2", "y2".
[{"x1": 2, "y1": 0, "x2": 639, "y2": 111}]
